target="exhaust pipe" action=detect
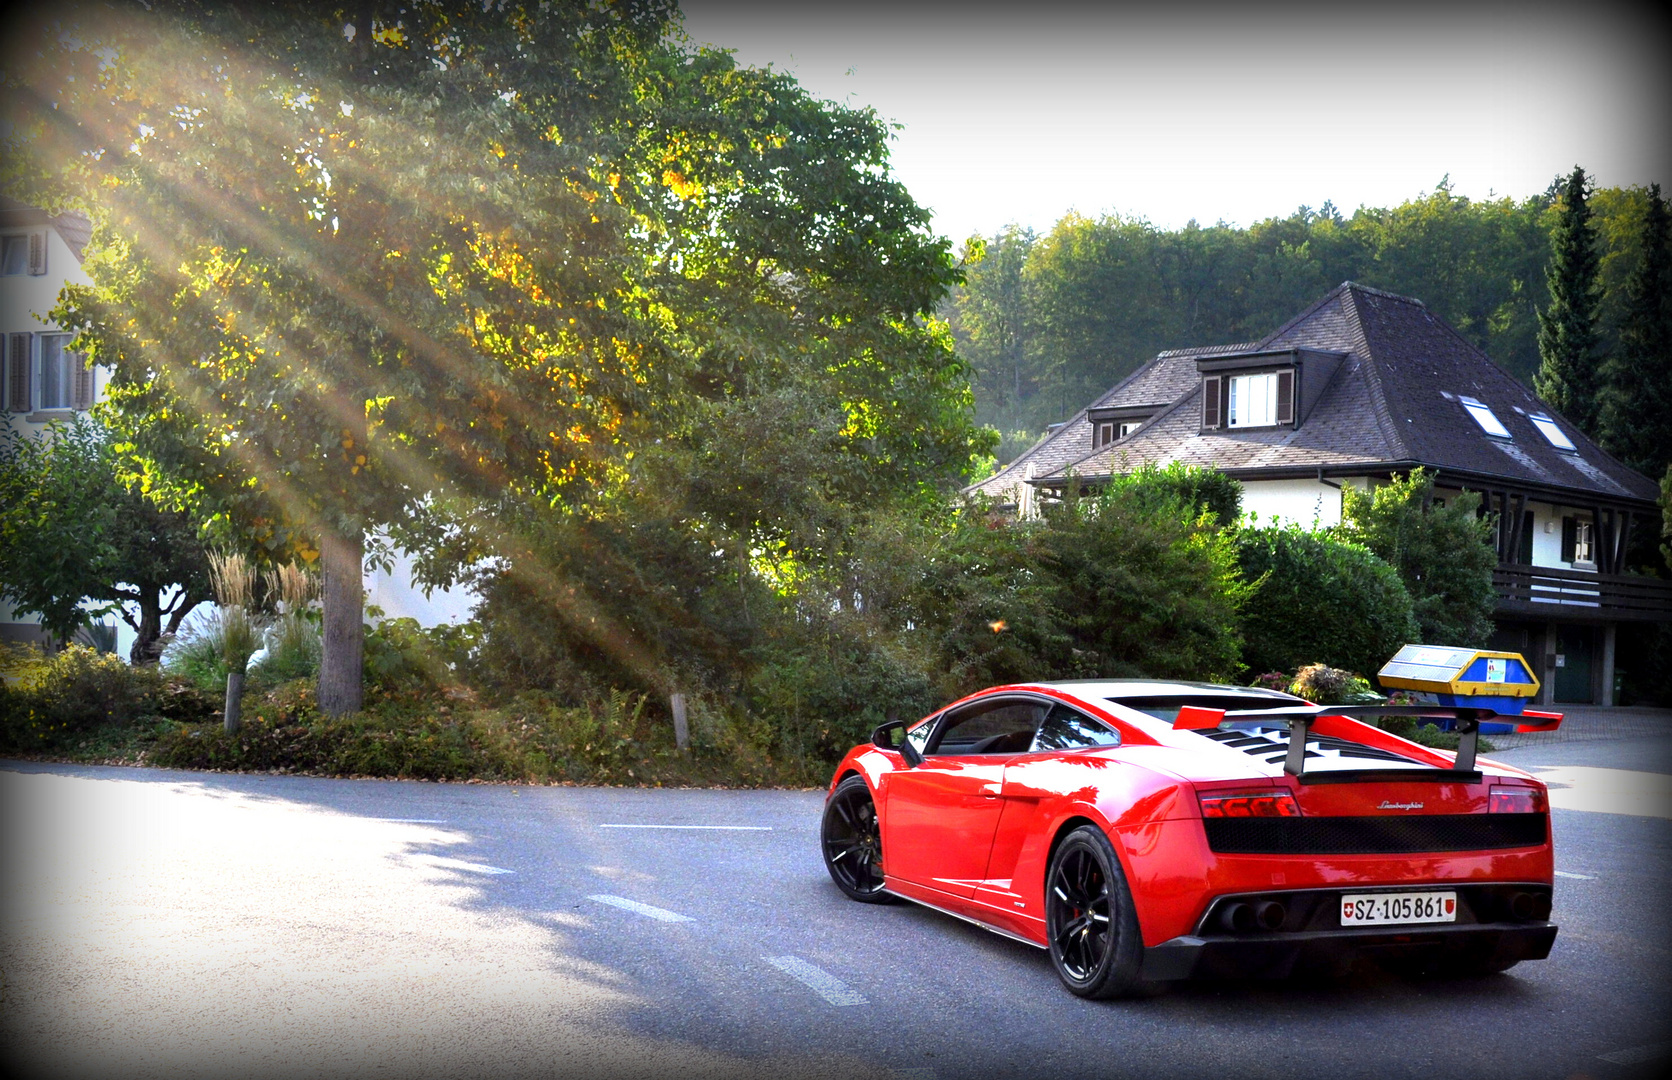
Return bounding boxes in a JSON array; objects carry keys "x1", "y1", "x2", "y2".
[
  {"x1": 1220, "y1": 902, "x2": 1256, "y2": 933},
  {"x1": 1254, "y1": 900, "x2": 1287, "y2": 931},
  {"x1": 1509, "y1": 892, "x2": 1536, "y2": 920}
]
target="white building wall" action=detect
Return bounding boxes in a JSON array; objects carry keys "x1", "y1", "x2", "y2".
[
  {"x1": 365, "y1": 540, "x2": 479, "y2": 626},
  {"x1": 1239, "y1": 477, "x2": 1350, "y2": 528}
]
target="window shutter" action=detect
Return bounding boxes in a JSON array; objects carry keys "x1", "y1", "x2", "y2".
[
  {"x1": 1202, "y1": 376, "x2": 1221, "y2": 428},
  {"x1": 6, "y1": 334, "x2": 29, "y2": 413},
  {"x1": 27, "y1": 231, "x2": 46, "y2": 275},
  {"x1": 72, "y1": 353, "x2": 93, "y2": 410},
  {"x1": 1276, "y1": 369, "x2": 1295, "y2": 425},
  {"x1": 1560, "y1": 516, "x2": 1576, "y2": 562}
]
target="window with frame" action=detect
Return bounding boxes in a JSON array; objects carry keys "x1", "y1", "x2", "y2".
[
  {"x1": 1118, "y1": 420, "x2": 1142, "y2": 438},
  {"x1": 1459, "y1": 395, "x2": 1512, "y2": 438},
  {"x1": 1094, "y1": 420, "x2": 1116, "y2": 448},
  {"x1": 1, "y1": 234, "x2": 30, "y2": 276},
  {"x1": 1207, "y1": 368, "x2": 1294, "y2": 430},
  {"x1": 1228, "y1": 372, "x2": 1278, "y2": 427},
  {"x1": 1562, "y1": 516, "x2": 1594, "y2": 565},
  {"x1": 38, "y1": 333, "x2": 87, "y2": 411},
  {"x1": 1031, "y1": 703, "x2": 1119, "y2": 752},
  {"x1": 929, "y1": 698, "x2": 1047, "y2": 756},
  {"x1": 1529, "y1": 412, "x2": 1577, "y2": 452}
]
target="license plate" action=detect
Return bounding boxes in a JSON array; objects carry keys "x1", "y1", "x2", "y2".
[{"x1": 1340, "y1": 891, "x2": 1457, "y2": 926}]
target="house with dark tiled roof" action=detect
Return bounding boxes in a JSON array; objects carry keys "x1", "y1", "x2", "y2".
[{"x1": 969, "y1": 282, "x2": 1672, "y2": 705}]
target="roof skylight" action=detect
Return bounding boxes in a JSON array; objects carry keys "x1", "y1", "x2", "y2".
[
  {"x1": 1529, "y1": 412, "x2": 1578, "y2": 452},
  {"x1": 1459, "y1": 396, "x2": 1511, "y2": 439}
]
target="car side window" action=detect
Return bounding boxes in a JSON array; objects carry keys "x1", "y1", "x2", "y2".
[
  {"x1": 929, "y1": 699, "x2": 1045, "y2": 755},
  {"x1": 1032, "y1": 703, "x2": 1120, "y2": 752}
]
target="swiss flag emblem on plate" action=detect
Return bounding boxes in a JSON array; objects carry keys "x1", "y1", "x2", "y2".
[
  {"x1": 1343, "y1": 902, "x2": 1354, "y2": 918},
  {"x1": 1445, "y1": 898, "x2": 1456, "y2": 915}
]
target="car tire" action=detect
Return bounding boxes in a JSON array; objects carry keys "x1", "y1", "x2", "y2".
[
  {"x1": 822, "y1": 775, "x2": 897, "y2": 904},
  {"x1": 1045, "y1": 825, "x2": 1154, "y2": 999}
]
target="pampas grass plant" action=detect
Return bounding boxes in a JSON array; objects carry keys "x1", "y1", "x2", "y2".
[
  {"x1": 207, "y1": 551, "x2": 263, "y2": 732},
  {"x1": 256, "y1": 562, "x2": 321, "y2": 683}
]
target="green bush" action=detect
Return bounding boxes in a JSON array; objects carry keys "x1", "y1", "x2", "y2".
[
  {"x1": 162, "y1": 608, "x2": 230, "y2": 692},
  {"x1": 746, "y1": 610, "x2": 938, "y2": 769},
  {"x1": 1038, "y1": 481, "x2": 1250, "y2": 683},
  {"x1": 147, "y1": 679, "x2": 787, "y2": 785},
  {"x1": 364, "y1": 617, "x2": 478, "y2": 694},
  {"x1": 1105, "y1": 461, "x2": 1244, "y2": 528},
  {"x1": 0, "y1": 644, "x2": 212, "y2": 752},
  {"x1": 1337, "y1": 469, "x2": 1497, "y2": 648},
  {"x1": 1236, "y1": 525, "x2": 1419, "y2": 679},
  {"x1": 1287, "y1": 663, "x2": 1385, "y2": 705}
]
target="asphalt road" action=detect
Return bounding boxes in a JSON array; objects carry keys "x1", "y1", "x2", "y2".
[{"x1": 2, "y1": 740, "x2": 1668, "y2": 1080}]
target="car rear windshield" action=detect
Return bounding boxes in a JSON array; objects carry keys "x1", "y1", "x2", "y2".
[{"x1": 1106, "y1": 695, "x2": 1300, "y2": 725}]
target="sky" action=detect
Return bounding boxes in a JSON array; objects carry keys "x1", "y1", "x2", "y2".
[{"x1": 678, "y1": 1, "x2": 1672, "y2": 244}]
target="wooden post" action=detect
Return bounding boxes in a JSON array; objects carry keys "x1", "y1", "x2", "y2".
[
  {"x1": 671, "y1": 692, "x2": 689, "y2": 751},
  {"x1": 224, "y1": 670, "x2": 244, "y2": 733}
]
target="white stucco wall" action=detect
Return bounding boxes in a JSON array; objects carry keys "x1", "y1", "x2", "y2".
[
  {"x1": 365, "y1": 543, "x2": 479, "y2": 626},
  {"x1": 1239, "y1": 477, "x2": 1350, "y2": 528}
]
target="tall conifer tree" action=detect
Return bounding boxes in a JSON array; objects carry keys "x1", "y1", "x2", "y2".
[
  {"x1": 1535, "y1": 167, "x2": 1604, "y2": 433},
  {"x1": 1598, "y1": 184, "x2": 1672, "y2": 477}
]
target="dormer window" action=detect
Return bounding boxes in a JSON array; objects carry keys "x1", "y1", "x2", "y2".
[
  {"x1": 1459, "y1": 395, "x2": 1511, "y2": 439},
  {"x1": 1088, "y1": 405, "x2": 1155, "y2": 448},
  {"x1": 1202, "y1": 368, "x2": 1294, "y2": 430},
  {"x1": 1529, "y1": 412, "x2": 1577, "y2": 452}
]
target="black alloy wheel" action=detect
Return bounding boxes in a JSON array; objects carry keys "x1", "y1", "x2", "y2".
[
  {"x1": 821, "y1": 775, "x2": 896, "y2": 904},
  {"x1": 1045, "y1": 825, "x2": 1153, "y2": 998}
]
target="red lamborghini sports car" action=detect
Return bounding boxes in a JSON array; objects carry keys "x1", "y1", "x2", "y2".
[{"x1": 820, "y1": 680, "x2": 1562, "y2": 998}]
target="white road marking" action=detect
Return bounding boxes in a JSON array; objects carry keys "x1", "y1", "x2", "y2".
[
  {"x1": 586, "y1": 894, "x2": 694, "y2": 922},
  {"x1": 411, "y1": 855, "x2": 514, "y2": 875},
  {"x1": 374, "y1": 818, "x2": 449, "y2": 824},
  {"x1": 597, "y1": 824, "x2": 772, "y2": 830},
  {"x1": 762, "y1": 955, "x2": 868, "y2": 1006},
  {"x1": 1598, "y1": 1041, "x2": 1669, "y2": 1065},
  {"x1": 1534, "y1": 767, "x2": 1672, "y2": 819},
  {"x1": 1554, "y1": 870, "x2": 1595, "y2": 880}
]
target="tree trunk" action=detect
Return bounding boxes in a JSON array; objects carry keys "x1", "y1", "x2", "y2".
[
  {"x1": 131, "y1": 590, "x2": 164, "y2": 666},
  {"x1": 223, "y1": 670, "x2": 245, "y2": 733},
  {"x1": 318, "y1": 529, "x2": 365, "y2": 716}
]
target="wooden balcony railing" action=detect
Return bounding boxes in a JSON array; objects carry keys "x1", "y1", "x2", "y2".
[{"x1": 1494, "y1": 564, "x2": 1672, "y2": 622}]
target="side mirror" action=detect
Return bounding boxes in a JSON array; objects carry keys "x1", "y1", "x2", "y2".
[{"x1": 871, "y1": 720, "x2": 923, "y2": 767}]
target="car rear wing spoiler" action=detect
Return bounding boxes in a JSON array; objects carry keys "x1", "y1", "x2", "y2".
[{"x1": 1173, "y1": 705, "x2": 1563, "y2": 783}]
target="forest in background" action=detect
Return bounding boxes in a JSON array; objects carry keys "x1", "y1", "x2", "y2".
[{"x1": 949, "y1": 180, "x2": 1658, "y2": 452}]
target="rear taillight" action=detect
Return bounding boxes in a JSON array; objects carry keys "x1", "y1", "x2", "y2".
[
  {"x1": 1200, "y1": 792, "x2": 1301, "y2": 819},
  {"x1": 1488, "y1": 785, "x2": 1547, "y2": 814}
]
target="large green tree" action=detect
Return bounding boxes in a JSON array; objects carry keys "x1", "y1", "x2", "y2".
[
  {"x1": 7, "y1": 2, "x2": 979, "y2": 715},
  {"x1": 1535, "y1": 167, "x2": 1606, "y2": 434},
  {"x1": 0, "y1": 416, "x2": 208, "y2": 661},
  {"x1": 1598, "y1": 183, "x2": 1672, "y2": 477},
  {"x1": 1337, "y1": 470, "x2": 1498, "y2": 649},
  {"x1": 948, "y1": 224, "x2": 1037, "y2": 429}
]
